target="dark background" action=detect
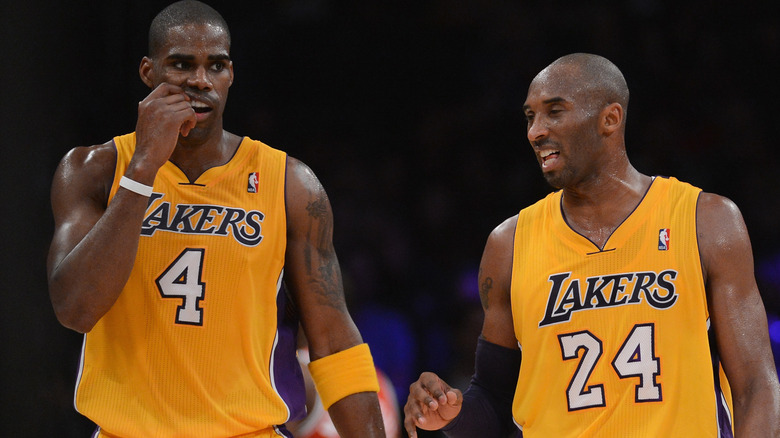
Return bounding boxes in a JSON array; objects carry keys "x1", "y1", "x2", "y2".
[{"x1": 2, "y1": 0, "x2": 779, "y2": 436}]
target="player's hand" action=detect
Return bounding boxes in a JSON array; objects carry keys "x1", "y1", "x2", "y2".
[
  {"x1": 403, "y1": 372, "x2": 463, "y2": 438},
  {"x1": 132, "y1": 83, "x2": 197, "y2": 177}
]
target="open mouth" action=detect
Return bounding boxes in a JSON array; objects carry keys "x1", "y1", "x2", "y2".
[
  {"x1": 540, "y1": 149, "x2": 560, "y2": 166},
  {"x1": 191, "y1": 101, "x2": 212, "y2": 114}
]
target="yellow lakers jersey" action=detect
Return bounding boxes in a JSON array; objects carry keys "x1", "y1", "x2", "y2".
[
  {"x1": 510, "y1": 176, "x2": 733, "y2": 437},
  {"x1": 75, "y1": 133, "x2": 304, "y2": 437}
]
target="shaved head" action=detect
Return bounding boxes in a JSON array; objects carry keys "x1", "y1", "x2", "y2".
[
  {"x1": 534, "y1": 53, "x2": 629, "y2": 120},
  {"x1": 148, "y1": 0, "x2": 230, "y2": 58}
]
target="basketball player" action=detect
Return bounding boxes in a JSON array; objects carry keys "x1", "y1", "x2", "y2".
[
  {"x1": 46, "y1": 1, "x2": 385, "y2": 437},
  {"x1": 404, "y1": 53, "x2": 780, "y2": 437}
]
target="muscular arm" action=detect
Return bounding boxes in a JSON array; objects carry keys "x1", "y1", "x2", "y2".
[
  {"x1": 698, "y1": 193, "x2": 780, "y2": 436},
  {"x1": 47, "y1": 83, "x2": 197, "y2": 333},
  {"x1": 47, "y1": 143, "x2": 154, "y2": 333},
  {"x1": 283, "y1": 156, "x2": 385, "y2": 437},
  {"x1": 479, "y1": 216, "x2": 520, "y2": 349}
]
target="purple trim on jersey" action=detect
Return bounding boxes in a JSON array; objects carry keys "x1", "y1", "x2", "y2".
[
  {"x1": 274, "y1": 424, "x2": 294, "y2": 438},
  {"x1": 709, "y1": 326, "x2": 734, "y2": 438},
  {"x1": 110, "y1": 139, "x2": 118, "y2": 190},
  {"x1": 712, "y1": 362, "x2": 734, "y2": 438},
  {"x1": 271, "y1": 279, "x2": 306, "y2": 423}
]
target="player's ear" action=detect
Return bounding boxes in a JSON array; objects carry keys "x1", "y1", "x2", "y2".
[
  {"x1": 228, "y1": 61, "x2": 234, "y2": 87},
  {"x1": 139, "y1": 56, "x2": 155, "y2": 89},
  {"x1": 600, "y1": 102, "x2": 624, "y2": 136}
]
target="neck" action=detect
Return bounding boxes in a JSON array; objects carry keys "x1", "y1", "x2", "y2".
[
  {"x1": 170, "y1": 129, "x2": 241, "y2": 182},
  {"x1": 562, "y1": 165, "x2": 648, "y2": 208},
  {"x1": 560, "y1": 164, "x2": 652, "y2": 249}
]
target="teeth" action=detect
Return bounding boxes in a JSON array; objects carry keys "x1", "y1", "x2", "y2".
[
  {"x1": 191, "y1": 101, "x2": 209, "y2": 108},
  {"x1": 540, "y1": 150, "x2": 559, "y2": 158}
]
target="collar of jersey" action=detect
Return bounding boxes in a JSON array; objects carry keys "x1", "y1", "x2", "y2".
[
  {"x1": 160, "y1": 136, "x2": 252, "y2": 186},
  {"x1": 551, "y1": 176, "x2": 668, "y2": 253}
]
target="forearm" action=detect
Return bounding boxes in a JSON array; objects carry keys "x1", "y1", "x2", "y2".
[
  {"x1": 328, "y1": 391, "x2": 386, "y2": 438},
  {"x1": 49, "y1": 190, "x2": 150, "y2": 332},
  {"x1": 440, "y1": 384, "x2": 512, "y2": 437},
  {"x1": 442, "y1": 338, "x2": 521, "y2": 437},
  {"x1": 733, "y1": 384, "x2": 780, "y2": 437}
]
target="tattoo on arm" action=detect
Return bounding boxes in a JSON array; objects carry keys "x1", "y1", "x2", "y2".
[
  {"x1": 306, "y1": 197, "x2": 328, "y2": 219},
  {"x1": 480, "y1": 274, "x2": 494, "y2": 310},
  {"x1": 317, "y1": 257, "x2": 336, "y2": 285},
  {"x1": 315, "y1": 258, "x2": 347, "y2": 309},
  {"x1": 302, "y1": 192, "x2": 346, "y2": 310},
  {"x1": 306, "y1": 194, "x2": 333, "y2": 251}
]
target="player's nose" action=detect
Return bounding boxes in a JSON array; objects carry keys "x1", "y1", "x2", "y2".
[
  {"x1": 186, "y1": 66, "x2": 212, "y2": 90},
  {"x1": 527, "y1": 116, "x2": 548, "y2": 143}
]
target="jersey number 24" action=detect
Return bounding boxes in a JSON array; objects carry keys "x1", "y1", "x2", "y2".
[{"x1": 558, "y1": 323, "x2": 661, "y2": 411}]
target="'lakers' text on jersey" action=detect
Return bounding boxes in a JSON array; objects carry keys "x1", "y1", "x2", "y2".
[
  {"x1": 141, "y1": 192, "x2": 266, "y2": 246},
  {"x1": 510, "y1": 176, "x2": 733, "y2": 437},
  {"x1": 74, "y1": 133, "x2": 303, "y2": 438},
  {"x1": 539, "y1": 268, "x2": 679, "y2": 327}
]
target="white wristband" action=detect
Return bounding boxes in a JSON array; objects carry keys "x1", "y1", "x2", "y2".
[{"x1": 119, "y1": 176, "x2": 154, "y2": 197}]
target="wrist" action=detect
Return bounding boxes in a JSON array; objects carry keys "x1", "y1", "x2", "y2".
[
  {"x1": 119, "y1": 176, "x2": 154, "y2": 197},
  {"x1": 440, "y1": 411, "x2": 463, "y2": 432},
  {"x1": 124, "y1": 160, "x2": 159, "y2": 186}
]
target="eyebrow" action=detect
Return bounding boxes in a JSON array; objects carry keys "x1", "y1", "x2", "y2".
[
  {"x1": 166, "y1": 53, "x2": 231, "y2": 62},
  {"x1": 522, "y1": 96, "x2": 567, "y2": 111}
]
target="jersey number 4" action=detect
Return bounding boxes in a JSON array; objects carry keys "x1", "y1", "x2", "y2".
[
  {"x1": 558, "y1": 323, "x2": 661, "y2": 411},
  {"x1": 156, "y1": 248, "x2": 206, "y2": 325}
]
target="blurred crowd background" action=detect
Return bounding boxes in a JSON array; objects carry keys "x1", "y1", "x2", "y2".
[{"x1": 2, "y1": 0, "x2": 779, "y2": 436}]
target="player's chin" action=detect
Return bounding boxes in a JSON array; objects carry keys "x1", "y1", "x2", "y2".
[{"x1": 542, "y1": 172, "x2": 565, "y2": 189}]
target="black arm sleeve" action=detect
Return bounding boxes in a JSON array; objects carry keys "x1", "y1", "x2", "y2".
[{"x1": 441, "y1": 337, "x2": 522, "y2": 438}]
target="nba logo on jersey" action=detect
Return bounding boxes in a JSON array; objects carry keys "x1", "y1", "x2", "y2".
[
  {"x1": 658, "y1": 228, "x2": 670, "y2": 250},
  {"x1": 247, "y1": 172, "x2": 259, "y2": 193}
]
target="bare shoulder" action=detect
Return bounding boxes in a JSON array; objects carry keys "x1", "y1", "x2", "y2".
[
  {"x1": 286, "y1": 155, "x2": 324, "y2": 195},
  {"x1": 286, "y1": 155, "x2": 330, "y2": 210},
  {"x1": 52, "y1": 140, "x2": 117, "y2": 210},
  {"x1": 479, "y1": 215, "x2": 518, "y2": 305},
  {"x1": 696, "y1": 192, "x2": 748, "y2": 248},
  {"x1": 284, "y1": 155, "x2": 333, "y2": 235},
  {"x1": 483, "y1": 215, "x2": 519, "y2": 260},
  {"x1": 696, "y1": 191, "x2": 751, "y2": 280},
  {"x1": 697, "y1": 191, "x2": 743, "y2": 222},
  {"x1": 490, "y1": 215, "x2": 519, "y2": 244},
  {"x1": 58, "y1": 140, "x2": 116, "y2": 175}
]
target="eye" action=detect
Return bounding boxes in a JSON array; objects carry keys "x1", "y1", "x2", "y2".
[
  {"x1": 548, "y1": 106, "x2": 564, "y2": 116},
  {"x1": 211, "y1": 63, "x2": 224, "y2": 72},
  {"x1": 173, "y1": 61, "x2": 190, "y2": 70}
]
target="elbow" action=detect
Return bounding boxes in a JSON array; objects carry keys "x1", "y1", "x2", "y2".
[
  {"x1": 54, "y1": 310, "x2": 97, "y2": 334},
  {"x1": 49, "y1": 284, "x2": 99, "y2": 334},
  {"x1": 51, "y1": 299, "x2": 98, "y2": 334}
]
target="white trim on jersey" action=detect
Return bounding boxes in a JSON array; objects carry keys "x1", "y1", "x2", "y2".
[{"x1": 73, "y1": 334, "x2": 87, "y2": 412}]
